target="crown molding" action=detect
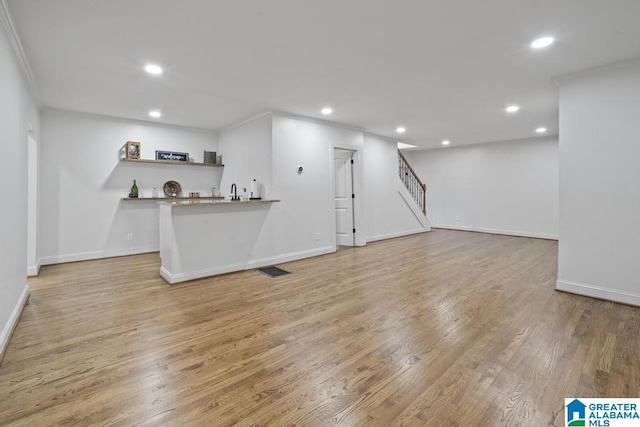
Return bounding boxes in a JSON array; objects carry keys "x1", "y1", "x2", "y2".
[
  {"x1": 43, "y1": 107, "x2": 218, "y2": 134},
  {"x1": 554, "y1": 55, "x2": 640, "y2": 86},
  {"x1": 219, "y1": 109, "x2": 368, "y2": 136},
  {"x1": 0, "y1": 0, "x2": 40, "y2": 103},
  {"x1": 217, "y1": 111, "x2": 273, "y2": 135},
  {"x1": 416, "y1": 134, "x2": 559, "y2": 152},
  {"x1": 270, "y1": 109, "x2": 366, "y2": 133},
  {"x1": 363, "y1": 131, "x2": 403, "y2": 143}
]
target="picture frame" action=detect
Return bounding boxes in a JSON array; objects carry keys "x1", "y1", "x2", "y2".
[
  {"x1": 125, "y1": 141, "x2": 140, "y2": 159},
  {"x1": 203, "y1": 150, "x2": 216, "y2": 164},
  {"x1": 155, "y1": 150, "x2": 189, "y2": 162}
]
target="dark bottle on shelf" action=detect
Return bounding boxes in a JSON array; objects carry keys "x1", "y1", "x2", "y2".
[{"x1": 130, "y1": 180, "x2": 139, "y2": 198}]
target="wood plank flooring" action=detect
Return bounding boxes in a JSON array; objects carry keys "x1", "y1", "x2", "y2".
[{"x1": 1, "y1": 229, "x2": 638, "y2": 426}]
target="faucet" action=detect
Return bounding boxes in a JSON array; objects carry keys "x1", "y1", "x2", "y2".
[{"x1": 231, "y1": 183, "x2": 239, "y2": 201}]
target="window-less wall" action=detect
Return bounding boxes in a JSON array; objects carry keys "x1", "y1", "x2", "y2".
[
  {"x1": 271, "y1": 114, "x2": 364, "y2": 253},
  {"x1": 0, "y1": 21, "x2": 40, "y2": 356},
  {"x1": 215, "y1": 113, "x2": 361, "y2": 264},
  {"x1": 218, "y1": 113, "x2": 273, "y2": 201},
  {"x1": 363, "y1": 134, "x2": 427, "y2": 241},
  {"x1": 407, "y1": 137, "x2": 559, "y2": 240},
  {"x1": 217, "y1": 112, "x2": 428, "y2": 263},
  {"x1": 556, "y1": 59, "x2": 640, "y2": 306},
  {"x1": 39, "y1": 109, "x2": 219, "y2": 265}
]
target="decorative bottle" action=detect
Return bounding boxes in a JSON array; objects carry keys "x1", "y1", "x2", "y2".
[{"x1": 131, "y1": 180, "x2": 139, "y2": 198}]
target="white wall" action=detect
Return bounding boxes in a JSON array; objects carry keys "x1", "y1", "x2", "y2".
[
  {"x1": 0, "y1": 20, "x2": 40, "y2": 356},
  {"x1": 213, "y1": 113, "x2": 364, "y2": 264},
  {"x1": 219, "y1": 113, "x2": 428, "y2": 261},
  {"x1": 37, "y1": 108, "x2": 429, "y2": 281},
  {"x1": 40, "y1": 109, "x2": 219, "y2": 264},
  {"x1": 363, "y1": 134, "x2": 428, "y2": 241},
  {"x1": 271, "y1": 114, "x2": 365, "y2": 253},
  {"x1": 556, "y1": 59, "x2": 640, "y2": 306},
  {"x1": 218, "y1": 113, "x2": 272, "y2": 200},
  {"x1": 407, "y1": 137, "x2": 559, "y2": 239}
]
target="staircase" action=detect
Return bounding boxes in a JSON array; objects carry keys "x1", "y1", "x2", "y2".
[{"x1": 398, "y1": 150, "x2": 426, "y2": 215}]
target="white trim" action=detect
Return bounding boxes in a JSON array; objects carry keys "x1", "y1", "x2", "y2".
[
  {"x1": 40, "y1": 245, "x2": 158, "y2": 266},
  {"x1": 556, "y1": 279, "x2": 640, "y2": 307},
  {"x1": 410, "y1": 134, "x2": 560, "y2": 152},
  {"x1": 366, "y1": 228, "x2": 427, "y2": 243},
  {"x1": 330, "y1": 145, "x2": 367, "y2": 247},
  {"x1": 217, "y1": 111, "x2": 273, "y2": 135},
  {"x1": 221, "y1": 112, "x2": 400, "y2": 139},
  {"x1": 0, "y1": 1, "x2": 40, "y2": 102},
  {"x1": 362, "y1": 131, "x2": 401, "y2": 143},
  {"x1": 43, "y1": 107, "x2": 218, "y2": 134},
  {"x1": 214, "y1": 111, "x2": 417, "y2": 142},
  {"x1": 27, "y1": 134, "x2": 39, "y2": 277},
  {"x1": 363, "y1": 131, "x2": 421, "y2": 148},
  {"x1": 397, "y1": 178, "x2": 431, "y2": 231},
  {"x1": 432, "y1": 224, "x2": 557, "y2": 240},
  {"x1": 554, "y1": 56, "x2": 640, "y2": 85},
  {"x1": 27, "y1": 258, "x2": 41, "y2": 277},
  {"x1": 271, "y1": 110, "x2": 365, "y2": 133},
  {"x1": 0, "y1": 284, "x2": 30, "y2": 362},
  {"x1": 161, "y1": 246, "x2": 335, "y2": 284}
]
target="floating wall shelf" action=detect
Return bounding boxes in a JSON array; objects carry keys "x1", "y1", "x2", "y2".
[
  {"x1": 120, "y1": 158, "x2": 224, "y2": 167},
  {"x1": 122, "y1": 197, "x2": 225, "y2": 201}
]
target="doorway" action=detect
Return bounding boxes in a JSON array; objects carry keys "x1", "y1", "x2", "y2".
[
  {"x1": 333, "y1": 148, "x2": 355, "y2": 247},
  {"x1": 27, "y1": 134, "x2": 38, "y2": 275}
]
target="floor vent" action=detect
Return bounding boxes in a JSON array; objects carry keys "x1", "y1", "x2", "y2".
[{"x1": 257, "y1": 266, "x2": 291, "y2": 278}]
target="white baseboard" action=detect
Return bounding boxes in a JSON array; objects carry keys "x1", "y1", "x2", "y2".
[
  {"x1": 161, "y1": 246, "x2": 335, "y2": 284},
  {"x1": 366, "y1": 228, "x2": 427, "y2": 243},
  {"x1": 432, "y1": 224, "x2": 558, "y2": 240},
  {"x1": 556, "y1": 279, "x2": 640, "y2": 307},
  {"x1": 27, "y1": 258, "x2": 42, "y2": 276},
  {"x1": 40, "y1": 245, "x2": 159, "y2": 266},
  {"x1": 0, "y1": 284, "x2": 30, "y2": 363}
]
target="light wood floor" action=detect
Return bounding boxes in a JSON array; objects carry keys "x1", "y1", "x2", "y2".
[{"x1": 1, "y1": 230, "x2": 638, "y2": 426}]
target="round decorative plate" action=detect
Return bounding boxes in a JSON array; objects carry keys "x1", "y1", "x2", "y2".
[{"x1": 163, "y1": 180, "x2": 182, "y2": 197}]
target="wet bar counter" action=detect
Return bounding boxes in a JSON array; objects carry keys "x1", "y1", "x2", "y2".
[{"x1": 158, "y1": 199, "x2": 281, "y2": 284}]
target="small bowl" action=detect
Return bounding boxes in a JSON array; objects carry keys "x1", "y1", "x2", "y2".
[{"x1": 163, "y1": 181, "x2": 182, "y2": 197}]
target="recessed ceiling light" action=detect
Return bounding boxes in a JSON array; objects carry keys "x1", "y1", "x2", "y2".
[
  {"x1": 321, "y1": 107, "x2": 333, "y2": 115},
  {"x1": 149, "y1": 110, "x2": 162, "y2": 118},
  {"x1": 397, "y1": 142, "x2": 417, "y2": 150},
  {"x1": 144, "y1": 64, "x2": 163, "y2": 75},
  {"x1": 531, "y1": 36, "x2": 554, "y2": 49},
  {"x1": 505, "y1": 105, "x2": 520, "y2": 113},
  {"x1": 442, "y1": 140, "x2": 450, "y2": 146},
  {"x1": 396, "y1": 127, "x2": 406, "y2": 134},
  {"x1": 536, "y1": 127, "x2": 547, "y2": 133}
]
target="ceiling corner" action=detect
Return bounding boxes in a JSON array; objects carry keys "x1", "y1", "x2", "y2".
[{"x1": 0, "y1": 0, "x2": 41, "y2": 104}]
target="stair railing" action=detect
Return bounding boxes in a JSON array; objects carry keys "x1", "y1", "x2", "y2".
[{"x1": 398, "y1": 150, "x2": 426, "y2": 215}]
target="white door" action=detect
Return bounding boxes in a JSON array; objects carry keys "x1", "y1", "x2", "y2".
[{"x1": 334, "y1": 149, "x2": 355, "y2": 246}]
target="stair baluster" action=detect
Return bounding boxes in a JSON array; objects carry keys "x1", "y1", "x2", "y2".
[{"x1": 398, "y1": 150, "x2": 426, "y2": 215}]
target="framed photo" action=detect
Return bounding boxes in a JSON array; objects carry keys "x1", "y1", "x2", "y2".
[
  {"x1": 155, "y1": 150, "x2": 189, "y2": 162},
  {"x1": 125, "y1": 141, "x2": 140, "y2": 159}
]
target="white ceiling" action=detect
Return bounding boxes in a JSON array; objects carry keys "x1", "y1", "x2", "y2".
[{"x1": 6, "y1": 0, "x2": 640, "y2": 149}]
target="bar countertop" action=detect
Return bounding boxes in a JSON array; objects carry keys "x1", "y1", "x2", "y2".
[{"x1": 158, "y1": 199, "x2": 281, "y2": 207}]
